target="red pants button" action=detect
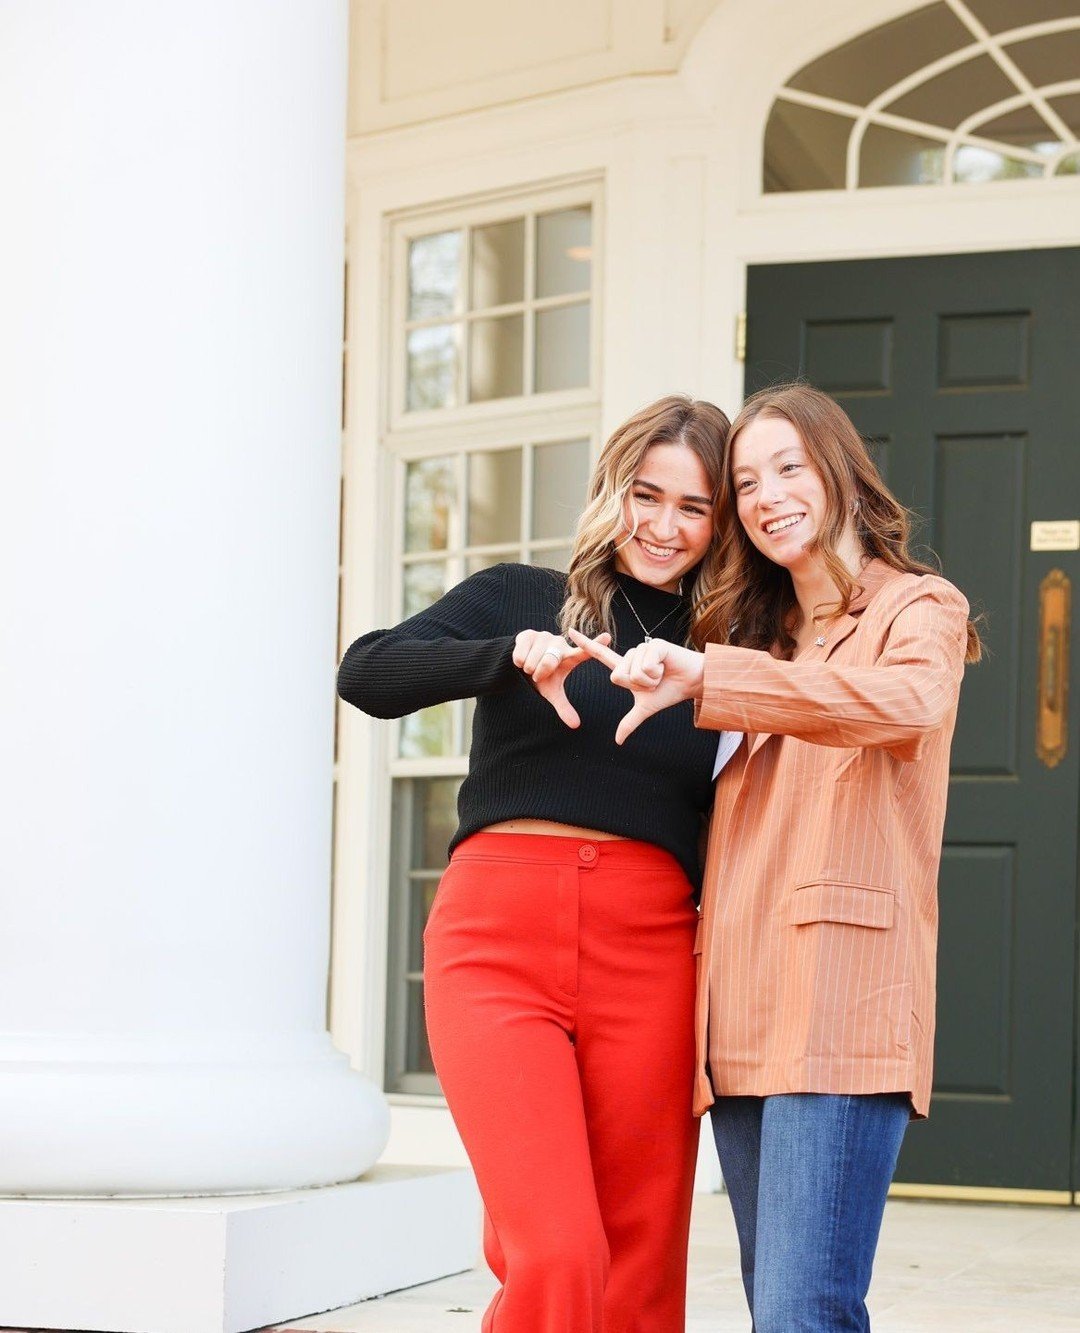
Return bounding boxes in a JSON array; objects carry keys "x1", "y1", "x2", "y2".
[{"x1": 578, "y1": 842, "x2": 598, "y2": 864}]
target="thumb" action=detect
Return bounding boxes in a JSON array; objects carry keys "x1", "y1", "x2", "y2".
[
  {"x1": 615, "y1": 701, "x2": 651, "y2": 745},
  {"x1": 544, "y1": 679, "x2": 581, "y2": 729}
]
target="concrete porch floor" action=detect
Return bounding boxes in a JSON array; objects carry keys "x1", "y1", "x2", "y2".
[{"x1": 274, "y1": 1193, "x2": 1080, "y2": 1332}]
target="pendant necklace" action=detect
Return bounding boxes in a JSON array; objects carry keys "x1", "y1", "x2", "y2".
[{"x1": 619, "y1": 586, "x2": 682, "y2": 643}]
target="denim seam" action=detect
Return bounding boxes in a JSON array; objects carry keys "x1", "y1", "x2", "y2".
[{"x1": 826, "y1": 1095, "x2": 853, "y2": 1327}]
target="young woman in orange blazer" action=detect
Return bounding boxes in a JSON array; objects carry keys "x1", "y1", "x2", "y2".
[{"x1": 573, "y1": 384, "x2": 981, "y2": 1333}]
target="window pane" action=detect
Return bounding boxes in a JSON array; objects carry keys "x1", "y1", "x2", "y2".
[
  {"x1": 1056, "y1": 150, "x2": 1080, "y2": 175},
  {"x1": 414, "y1": 775, "x2": 462, "y2": 868},
  {"x1": 969, "y1": 0, "x2": 1079, "y2": 30},
  {"x1": 470, "y1": 218, "x2": 525, "y2": 310},
  {"x1": 408, "y1": 231, "x2": 462, "y2": 320},
  {"x1": 407, "y1": 878, "x2": 440, "y2": 973},
  {"x1": 977, "y1": 104, "x2": 1064, "y2": 156},
  {"x1": 532, "y1": 545, "x2": 572, "y2": 572},
  {"x1": 786, "y1": 3, "x2": 969, "y2": 107},
  {"x1": 1007, "y1": 31, "x2": 1080, "y2": 89},
  {"x1": 765, "y1": 101, "x2": 853, "y2": 191},
  {"x1": 860, "y1": 125, "x2": 944, "y2": 186},
  {"x1": 468, "y1": 314, "x2": 524, "y2": 401},
  {"x1": 468, "y1": 448, "x2": 522, "y2": 546},
  {"x1": 403, "y1": 560, "x2": 448, "y2": 616},
  {"x1": 399, "y1": 704, "x2": 454, "y2": 759},
  {"x1": 404, "y1": 456, "x2": 455, "y2": 552},
  {"x1": 954, "y1": 146, "x2": 1045, "y2": 184},
  {"x1": 405, "y1": 981, "x2": 436, "y2": 1075},
  {"x1": 532, "y1": 439, "x2": 590, "y2": 540},
  {"x1": 536, "y1": 208, "x2": 592, "y2": 299},
  {"x1": 887, "y1": 55, "x2": 1014, "y2": 129},
  {"x1": 467, "y1": 550, "x2": 517, "y2": 574},
  {"x1": 535, "y1": 302, "x2": 590, "y2": 393},
  {"x1": 407, "y1": 324, "x2": 458, "y2": 411}
]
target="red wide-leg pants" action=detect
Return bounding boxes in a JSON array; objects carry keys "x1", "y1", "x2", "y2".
[{"x1": 423, "y1": 832, "x2": 699, "y2": 1333}]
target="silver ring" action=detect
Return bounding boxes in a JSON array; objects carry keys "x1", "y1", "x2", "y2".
[{"x1": 541, "y1": 649, "x2": 562, "y2": 662}]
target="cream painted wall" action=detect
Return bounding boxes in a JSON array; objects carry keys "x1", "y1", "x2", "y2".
[
  {"x1": 337, "y1": 0, "x2": 1080, "y2": 1173},
  {"x1": 348, "y1": 0, "x2": 720, "y2": 134}
]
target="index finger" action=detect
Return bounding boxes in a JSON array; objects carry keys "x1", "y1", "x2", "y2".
[{"x1": 567, "y1": 628, "x2": 623, "y2": 671}]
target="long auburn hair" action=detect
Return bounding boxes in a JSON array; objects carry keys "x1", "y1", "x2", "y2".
[
  {"x1": 696, "y1": 383, "x2": 982, "y2": 663},
  {"x1": 559, "y1": 395, "x2": 731, "y2": 647}
]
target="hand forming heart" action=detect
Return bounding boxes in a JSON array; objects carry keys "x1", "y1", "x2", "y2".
[{"x1": 567, "y1": 631, "x2": 706, "y2": 744}]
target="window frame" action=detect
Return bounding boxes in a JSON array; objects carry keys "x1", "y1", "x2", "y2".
[{"x1": 387, "y1": 178, "x2": 604, "y2": 432}]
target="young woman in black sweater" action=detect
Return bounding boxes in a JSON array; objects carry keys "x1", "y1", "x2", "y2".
[{"x1": 338, "y1": 396, "x2": 730, "y2": 1333}]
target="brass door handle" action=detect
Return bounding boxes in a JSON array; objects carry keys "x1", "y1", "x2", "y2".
[{"x1": 1037, "y1": 570, "x2": 1070, "y2": 768}]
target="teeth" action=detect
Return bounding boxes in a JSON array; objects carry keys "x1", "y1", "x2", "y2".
[
  {"x1": 640, "y1": 540, "x2": 677, "y2": 558},
  {"x1": 765, "y1": 514, "x2": 803, "y2": 534}
]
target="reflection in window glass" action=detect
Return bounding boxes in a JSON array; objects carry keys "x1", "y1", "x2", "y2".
[
  {"x1": 954, "y1": 146, "x2": 1044, "y2": 184},
  {"x1": 468, "y1": 448, "x2": 522, "y2": 547},
  {"x1": 400, "y1": 704, "x2": 454, "y2": 760},
  {"x1": 533, "y1": 439, "x2": 590, "y2": 540},
  {"x1": 467, "y1": 550, "x2": 516, "y2": 574},
  {"x1": 859, "y1": 125, "x2": 944, "y2": 187},
  {"x1": 765, "y1": 100, "x2": 853, "y2": 191},
  {"x1": 536, "y1": 546, "x2": 573, "y2": 572},
  {"x1": 1056, "y1": 151, "x2": 1080, "y2": 175},
  {"x1": 471, "y1": 218, "x2": 525, "y2": 310},
  {"x1": 535, "y1": 303, "x2": 590, "y2": 393},
  {"x1": 977, "y1": 104, "x2": 1061, "y2": 156},
  {"x1": 408, "y1": 231, "x2": 461, "y2": 320},
  {"x1": 469, "y1": 314, "x2": 524, "y2": 401},
  {"x1": 407, "y1": 325, "x2": 458, "y2": 411},
  {"x1": 403, "y1": 561, "x2": 447, "y2": 617},
  {"x1": 404, "y1": 456, "x2": 455, "y2": 553},
  {"x1": 415, "y1": 775, "x2": 462, "y2": 868},
  {"x1": 537, "y1": 208, "x2": 592, "y2": 299}
]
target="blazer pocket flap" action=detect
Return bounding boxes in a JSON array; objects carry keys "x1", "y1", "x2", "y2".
[{"x1": 789, "y1": 881, "x2": 895, "y2": 929}]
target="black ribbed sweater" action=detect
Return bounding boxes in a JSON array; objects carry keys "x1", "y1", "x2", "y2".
[{"x1": 336, "y1": 563, "x2": 718, "y2": 887}]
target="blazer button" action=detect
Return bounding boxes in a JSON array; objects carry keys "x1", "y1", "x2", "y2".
[{"x1": 578, "y1": 842, "x2": 598, "y2": 864}]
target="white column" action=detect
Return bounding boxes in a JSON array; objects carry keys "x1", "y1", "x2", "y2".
[{"x1": 0, "y1": 0, "x2": 389, "y2": 1193}]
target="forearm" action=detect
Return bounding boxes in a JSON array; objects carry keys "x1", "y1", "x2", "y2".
[{"x1": 337, "y1": 630, "x2": 518, "y2": 718}]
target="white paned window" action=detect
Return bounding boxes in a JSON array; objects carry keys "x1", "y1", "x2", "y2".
[
  {"x1": 393, "y1": 184, "x2": 599, "y2": 425},
  {"x1": 383, "y1": 182, "x2": 601, "y2": 1096},
  {"x1": 764, "y1": 0, "x2": 1080, "y2": 191}
]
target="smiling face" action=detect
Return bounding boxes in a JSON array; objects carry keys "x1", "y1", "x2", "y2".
[
  {"x1": 731, "y1": 414, "x2": 856, "y2": 575},
  {"x1": 613, "y1": 441, "x2": 714, "y2": 592}
]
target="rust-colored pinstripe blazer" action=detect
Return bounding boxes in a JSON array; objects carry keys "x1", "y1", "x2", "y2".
[{"x1": 693, "y1": 560, "x2": 970, "y2": 1118}]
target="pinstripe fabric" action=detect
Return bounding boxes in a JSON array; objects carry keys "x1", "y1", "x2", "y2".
[{"x1": 693, "y1": 561, "x2": 970, "y2": 1119}]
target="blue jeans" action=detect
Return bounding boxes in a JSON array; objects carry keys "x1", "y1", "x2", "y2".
[{"x1": 710, "y1": 1093, "x2": 910, "y2": 1333}]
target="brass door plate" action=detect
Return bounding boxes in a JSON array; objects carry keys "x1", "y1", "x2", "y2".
[{"x1": 1037, "y1": 569, "x2": 1070, "y2": 769}]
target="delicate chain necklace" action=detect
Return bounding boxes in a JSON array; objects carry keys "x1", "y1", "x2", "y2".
[{"x1": 619, "y1": 586, "x2": 682, "y2": 642}]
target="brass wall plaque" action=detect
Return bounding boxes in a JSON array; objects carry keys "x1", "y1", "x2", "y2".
[{"x1": 1036, "y1": 569, "x2": 1070, "y2": 769}]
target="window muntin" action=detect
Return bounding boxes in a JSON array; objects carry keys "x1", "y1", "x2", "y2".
[{"x1": 765, "y1": 0, "x2": 1080, "y2": 191}]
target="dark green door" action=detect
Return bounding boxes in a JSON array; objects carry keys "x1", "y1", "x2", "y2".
[{"x1": 745, "y1": 249, "x2": 1080, "y2": 1195}]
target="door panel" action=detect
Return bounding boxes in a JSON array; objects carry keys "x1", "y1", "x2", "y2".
[{"x1": 746, "y1": 249, "x2": 1080, "y2": 1192}]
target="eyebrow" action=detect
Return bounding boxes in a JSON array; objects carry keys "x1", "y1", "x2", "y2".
[
  {"x1": 634, "y1": 479, "x2": 713, "y2": 505},
  {"x1": 732, "y1": 446, "x2": 804, "y2": 475}
]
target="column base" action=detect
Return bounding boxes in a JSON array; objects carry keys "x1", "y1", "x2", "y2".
[{"x1": 0, "y1": 1165, "x2": 481, "y2": 1333}]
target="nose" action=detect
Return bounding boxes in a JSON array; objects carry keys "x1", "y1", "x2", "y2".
[
  {"x1": 758, "y1": 474, "x2": 785, "y2": 508},
  {"x1": 650, "y1": 505, "x2": 680, "y2": 541}
]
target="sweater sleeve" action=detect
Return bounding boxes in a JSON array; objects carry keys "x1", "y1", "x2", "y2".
[
  {"x1": 337, "y1": 564, "x2": 520, "y2": 719},
  {"x1": 695, "y1": 579, "x2": 969, "y2": 759}
]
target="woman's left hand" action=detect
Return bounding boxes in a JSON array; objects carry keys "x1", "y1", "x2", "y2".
[{"x1": 567, "y1": 631, "x2": 706, "y2": 744}]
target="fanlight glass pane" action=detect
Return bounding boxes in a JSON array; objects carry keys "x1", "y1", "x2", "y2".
[
  {"x1": 968, "y1": 0, "x2": 1080, "y2": 32},
  {"x1": 764, "y1": 100, "x2": 853, "y2": 191},
  {"x1": 403, "y1": 560, "x2": 448, "y2": 617},
  {"x1": 468, "y1": 314, "x2": 524, "y2": 401},
  {"x1": 400, "y1": 704, "x2": 454, "y2": 759},
  {"x1": 536, "y1": 208, "x2": 593, "y2": 299},
  {"x1": 860, "y1": 125, "x2": 944, "y2": 186},
  {"x1": 976, "y1": 104, "x2": 1064, "y2": 156},
  {"x1": 535, "y1": 302, "x2": 590, "y2": 392},
  {"x1": 786, "y1": 2, "x2": 968, "y2": 107},
  {"x1": 470, "y1": 218, "x2": 525, "y2": 310},
  {"x1": 1050, "y1": 93, "x2": 1080, "y2": 136},
  {"x1": 408, "y1": 230, "x2": 461, "y2": 320},
  {"x1": 532, "y1": 439, "x2": 590, "y2": 540},
  {"x1": 407, "y1": 325, "x2": 458, "y2": 411},
  {"x1": 1006, "y1": 31, "x2": 1080, "y2": 88},
  {"x1": 1055, "y1": 150, "x2": 1080, "y2": 175},
  {"x1": 404, "y1": 456, "x2": 455, "y2": 552},
  {"x1": 887, "y1": 55, "x2": 1014, "y2": 128},
  {"x1": 954, "y1": 146, "x2": 1045, "y2": 183},
  {"x1": 468, "y1": 448, "x2": 522, "y2": 546}
]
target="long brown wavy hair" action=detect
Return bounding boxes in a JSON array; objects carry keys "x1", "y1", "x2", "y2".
[
  {"x1": 696, "y1": 383, "x2": 982, "y2": 663},
  {"x1": 559, "y1": 395, "x2": 731, "y2": 647}
]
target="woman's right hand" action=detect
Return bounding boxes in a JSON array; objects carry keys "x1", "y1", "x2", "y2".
[{"x1": 512, "y1": 629, "x2": 611, "y2": 729}]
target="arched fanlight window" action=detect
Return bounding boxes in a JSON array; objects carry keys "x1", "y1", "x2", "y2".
[{"x1": 765, "y1": 0, "x2": 1080, "y2": 190}]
